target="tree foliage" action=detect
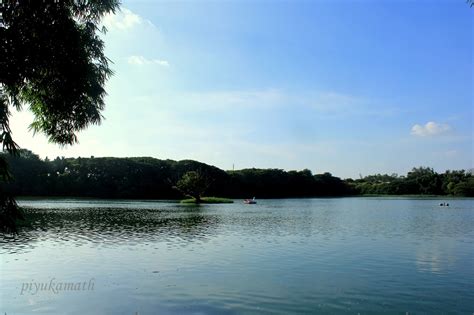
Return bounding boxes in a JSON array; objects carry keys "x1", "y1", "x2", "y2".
[
  {"x1": 1, "y1": 0, "x2": 118, "y2": 147},
  {"x1": 0, "y1": 0, "x2": 119, "y2": 231},
  {"x1": 174, "y1": 171, "x2": 213, "y2": 203},
  {"x1": 1, "y1": 149, "x2": 230, "y2": 199},
  {"x1": 352, "y1": 167, "x2": 473, "y2": 196},
  {"x1": 2, "y1": 150, "x2": 473, "y2": 200}
]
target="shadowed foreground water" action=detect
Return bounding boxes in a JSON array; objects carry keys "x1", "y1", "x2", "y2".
[{"x1": 1, "y1": 197, "x2": 473, "y2": 314}]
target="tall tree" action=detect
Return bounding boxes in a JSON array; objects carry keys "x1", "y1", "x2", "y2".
[
  {"x1": 174, "y1": 171, "x2": 213, "y2": 203},
  {"x1": 0, "y1": 0, "x2": 120, "y2": 231}
]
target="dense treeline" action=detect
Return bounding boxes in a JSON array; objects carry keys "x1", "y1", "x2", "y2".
[
  {"x1": 350, "y1": 168, "x2": 474, "y2": 196},
  {"x1": 1, "y1": 150, "x2": 473, "y2": 199}
]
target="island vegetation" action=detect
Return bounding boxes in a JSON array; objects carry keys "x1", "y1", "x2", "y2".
[
  {"x1": 1, "y1": 149, "x2": 473, "y2": 200},
  {"x1": 174, "y1": 171, "x2": 233, "y2": 203}
]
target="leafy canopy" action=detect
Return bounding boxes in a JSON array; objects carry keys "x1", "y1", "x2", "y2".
[
  {"x1": 0, "y1": 0, "x2": 119, "y2": 231},
  {"x1": 175, "y1": 171, "x2": 213, "y2": 202},
  {"x1": 0, "y1": 0, "x2": 119, "y2": 149}
]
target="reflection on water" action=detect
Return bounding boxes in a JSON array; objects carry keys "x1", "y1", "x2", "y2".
[
  {"x1": 415, "y1": 241, "x2": 449, "y2": 274},
  {"x1": 1, "y1": 197, "x2": 473, "y2": 314},
  {"x1": 2, "y1": 204, "x2": 219, "y2": 254}
]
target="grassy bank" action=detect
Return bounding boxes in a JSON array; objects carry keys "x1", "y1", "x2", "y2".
[{"x1": 180, "y1": 197, "x2": 234, "y2": 204}]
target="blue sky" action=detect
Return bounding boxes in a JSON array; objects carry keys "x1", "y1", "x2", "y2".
[{"x1": 11, "y1": 0, "x2": 473, "y2": 178}]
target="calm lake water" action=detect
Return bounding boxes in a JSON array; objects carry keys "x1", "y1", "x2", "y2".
[{"x1": 1, "y1": 197, "x2": 473, "y2": 314}]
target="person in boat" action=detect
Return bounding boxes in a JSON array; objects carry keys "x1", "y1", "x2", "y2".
[{"x1": 244, "y1": 197, "x2": 257, "y2": 204}]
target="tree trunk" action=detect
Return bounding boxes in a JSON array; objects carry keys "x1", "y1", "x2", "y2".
[{"x1": 194, "y1": 195, "x2": 202, "y2": 203}]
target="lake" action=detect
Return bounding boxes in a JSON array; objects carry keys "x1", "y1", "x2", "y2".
[{"x1": 1, "y1": 197, "x2": 473, "y2": 314}]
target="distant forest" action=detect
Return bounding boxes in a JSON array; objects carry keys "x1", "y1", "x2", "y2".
[{"x1": 1, "y1": 149, "x2": 473, "y2": 198}]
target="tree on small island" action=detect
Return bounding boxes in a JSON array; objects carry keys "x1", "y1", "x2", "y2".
[{"x1": 174, "y1": 171, "x2": 213, "y2": 204}]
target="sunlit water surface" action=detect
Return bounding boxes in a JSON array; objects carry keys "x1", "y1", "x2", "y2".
[{"x1": 1, "y1": 197, "x2": 473, "y2": 314}]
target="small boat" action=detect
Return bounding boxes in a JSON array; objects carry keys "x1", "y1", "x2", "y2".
[{"x1": 244, "y1": 197, "x2": 257, "y2": 204}]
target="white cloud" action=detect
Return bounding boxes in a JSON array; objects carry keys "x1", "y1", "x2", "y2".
[
  {"x1": 103, "y1": 8, "x2": 153, "y2": 31},
  {"x1": 411, "y1": 121, "x2": 451, "y2": 137},
  {"x1": 127, "y1": 55, "x2": 169, "y2": 67}
]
